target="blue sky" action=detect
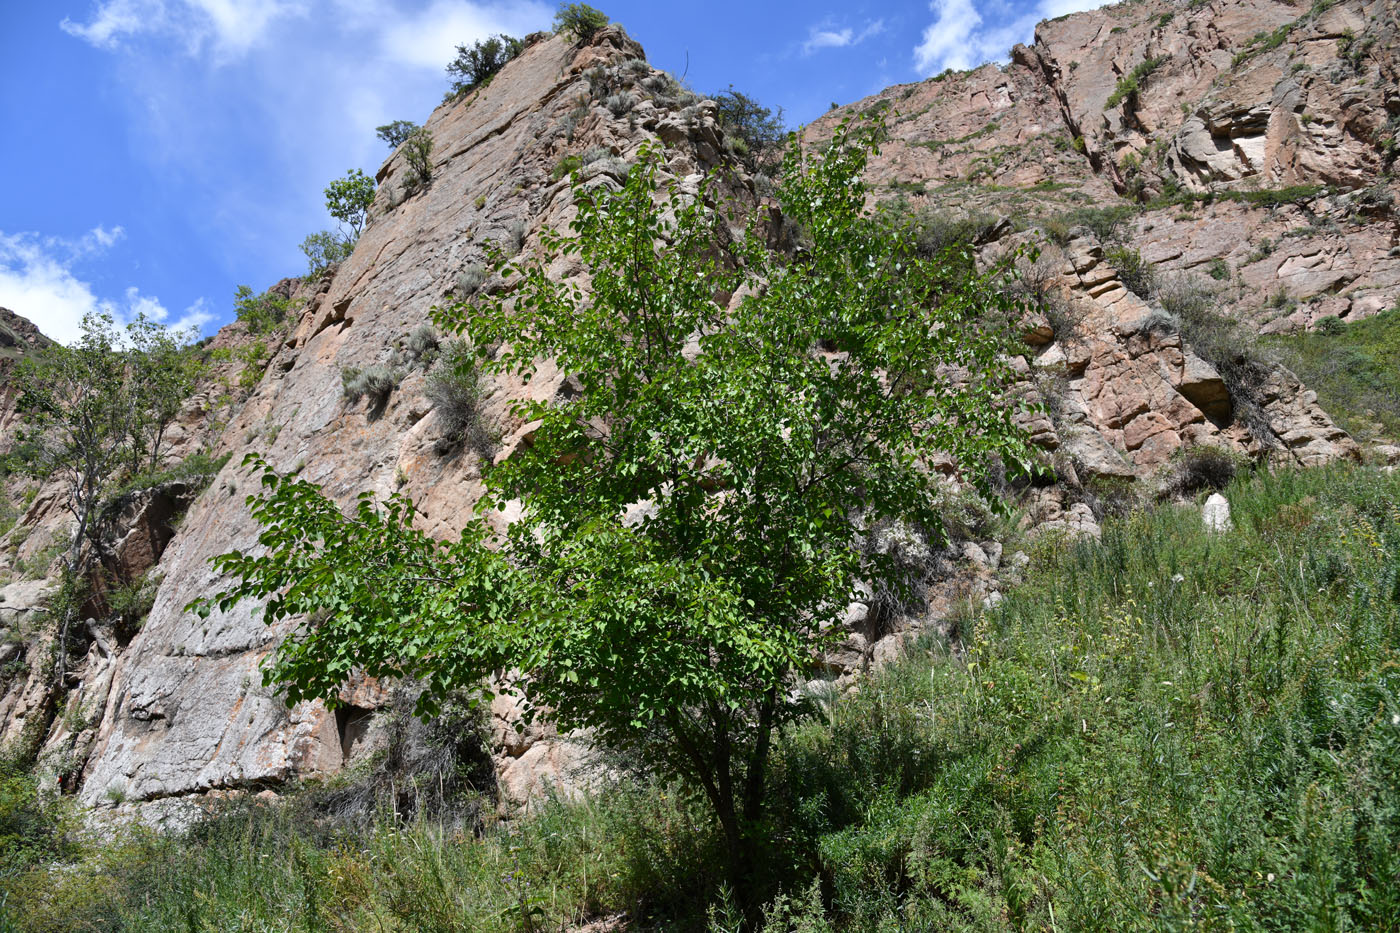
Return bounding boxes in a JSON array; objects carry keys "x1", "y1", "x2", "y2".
[{"x1": 1, "y1": 0, "x2": 1103, "y2": 343}]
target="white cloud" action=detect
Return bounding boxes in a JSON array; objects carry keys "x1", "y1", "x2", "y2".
[
  {"x1": 173, "y1": 296, "x2": 216, "y2": 332},
  {"x1": 60, "y1": 0, "x2": 151, "y2": 48},
  {"x1": 88, "y1": 225, "x2": 126, "y2": 249},
  {"x1": 802, "y1": 18, "x2": 885, "y2": 56},
  {"x1": 59, "y1": 0, "x2": 556, "y2": 294},
  {"x1": 0, "y1": 227, "x2": 204, "y2": 344},
  {"x1": 65, "y1": 0, "x2": 549, "y2": 64},
  {"x1": 914, "y1": 0, "x2": 986, "y2": 73},
  {"x1": 61, "y1": 0, "x2": 310, "y2": 58},
  {"x1": 856, "y1": 20, "x2": 887, "y2": 43},
  {"x1": 914, "y1": 0, "x2": 1105, "y2": 75},
  {"x1": 381, "y1": 0, "x2": 552, "y2": 70},
  {"x1": 805, "y1": 28, "x2": 854, "y2": 54}
]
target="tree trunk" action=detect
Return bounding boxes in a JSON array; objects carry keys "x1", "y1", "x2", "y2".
[{"x1": 53, "y1": 496, "x2": 93, "y2": 683}]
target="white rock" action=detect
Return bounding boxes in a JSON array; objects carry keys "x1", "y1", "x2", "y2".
[
  {"x1": 1202, "y1": 493, "x2": 1232, "y2": 533},
  {"x1": 961, "y1": 541, "x2": 990, "y2": 568}
]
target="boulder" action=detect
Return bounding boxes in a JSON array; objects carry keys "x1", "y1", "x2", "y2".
[{"x1": 1203, "y1": 493, "x2": 1233, "y2": 533}]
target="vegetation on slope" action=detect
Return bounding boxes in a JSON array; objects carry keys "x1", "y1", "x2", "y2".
[
  {"x1": 8, "y1": 462, "x2": 1400, "y2": 930},
  {"x1": 189, "y1": 119, "x2": 1034, "y2": 923},
  {"x1": 1265, "y1": 305, "x2": 1400, "y2": 442}
]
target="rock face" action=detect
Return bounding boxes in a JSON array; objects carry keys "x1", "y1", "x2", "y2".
[
  {"x1": 0, "y1": 307, "x2": 53, "y2": 444},
  {"x1": 806, "y1": 0, "x2": 1394, "y2": 486},
  {"x1": 812, "y1": 0, "x2": 1398, "y2": 332},
  {"x1": 0, "y1": 0, "x2": 1393, "y2": 814},
  {"x1": 58, "y1": 27, "x2": 756, "y2": 810}
]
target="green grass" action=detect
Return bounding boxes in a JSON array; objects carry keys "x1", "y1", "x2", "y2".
[
  {"x1": 1265, "y1": 306, "x2": 1400, "y2": 441},
  {"x1": 8, "y1": 464, "x2": 1400, "y2": 931},
  {"x1": 1104, "y1": 56, "x2": 1167, "y2": 110},
  {"x1": 103, "y1": 450, "x2": 232, "y2": 503},
  {"x1": 1232, "y1": 22, "x2": 1295, "y2": 66},
  {"x1": 771, "y1": 463, "x2": 1400, "y2": 930}
]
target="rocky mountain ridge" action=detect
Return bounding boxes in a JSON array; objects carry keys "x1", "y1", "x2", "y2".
[
  {"x1": 0, "y1": 0, "x2": 1395, "y2": 820},
  {"x1": 811, "y1": 0, "x2": 1398, "y2": 333}
]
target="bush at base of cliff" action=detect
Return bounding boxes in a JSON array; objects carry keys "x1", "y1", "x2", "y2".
[
  {"x1": 1159, "y1": 443, "x2": 1242, "y2": 499},
  {"x1": 0, "y1": 758, "x2": 78, "y2": 880}
]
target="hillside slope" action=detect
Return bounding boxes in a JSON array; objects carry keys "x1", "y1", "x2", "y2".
[{"x1": 0, "y1": 0, "x2": 1394, "y2": 819}]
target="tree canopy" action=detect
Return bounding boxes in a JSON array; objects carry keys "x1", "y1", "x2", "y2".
[
  {"x1": 374, "y1": 120, "x2": 420, "y2": 149},
  {"x1": 445, "y1": 35, "x2": 525, "y2": 99},
  {"x1": 713, "y1": 85, "x2": 788, "y2": 175},
  {"x1": 324, "y1": 169, "x2": 375, "y2": 240},
  {"x1": 16, "y1": 311, "x2": 205, "y2": 677},
  {"x1": 553, "y1": 3, "x2": 608, "y2": 41},
  {"x1": 196, "y1": 119, "x2": 1033, "y2": 915},
  {"x1": 299, "y1": 169, "x2": 375, "y2": 277}
]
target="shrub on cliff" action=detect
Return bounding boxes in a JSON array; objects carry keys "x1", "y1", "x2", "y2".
[
  {"x1": 232, "y1": 285, "x2": 292, "y2": 334},
  {"x1": 339, "y1": 365, "x2": 400, "y2": 414},
  {"x1": 713, "y1": 85, "x2": 787, "y2": 174},
  {"x1": 299, "y1": 230, "x2": 353, "y2": 278},
  {"x1": 425, "y1": 339, "x2": 494, "y2": 458},
  {"x1": 194, "y1": 118, "x2": 1033, "y2": 920},
  {"x1": 554, "y1": 3, "x2": 608, "y2": 41},
  {"x1": 1103, "y1": 55, "x2": 1167, "y2": 110},
  {"x1": 1105, "y1": 244, "x2": 1156, "y2": 297},
  {"x1": 324, "y1": 169, "x2": 374, "y2": 241},
  {"x1": 299, "y1": 169, "x2": 375, "y2": 277},
  {"x1": 401, "y1": 127, "x2": 434, "y2": 193},
  {"x1": 375, "y1": 120, "x2": 419, "y2": 148},
  {"x1": 445, "y1": 34, "x2": 525, "y2": 100}
]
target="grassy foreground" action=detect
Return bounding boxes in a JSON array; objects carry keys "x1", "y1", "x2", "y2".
[{"x1": 5, "y1": 463, "x2": 1400, "y2": 931}]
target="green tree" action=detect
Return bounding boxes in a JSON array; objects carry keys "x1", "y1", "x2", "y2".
[
  {"x1": 553, "y1": 3, "x2": 608, "y2": 41},
  {"x1": 375, "y1": 120, "x2": 420, "y2": 148},
  {"x1": 401, "y1": 127, "x2": 434, "y2": 192},
  {"x1": 15, "y1": 314, "x2": 139, "y2": 677},
  {"x1": 124, "y1": 315, "x2": 207, "y2": 475},
  {"x1": 713, "y1": 85, "x2": 787, "y2": 174},
  {"x1": 232, "y1": 285, "x2": 294, "y2": 334},
  {"x1": 445, "y1": 35, "x2": 525, "y2": 99},
  {"x1": 14, "y1": 314, "x2": 126, "y2": 573},
  {"x1": 195, "y1": 120, "x2": 1031, "y2": 918},
  {"x1": 324, "y1": 168, "x2": 375, "y2": 241},
  {"x1": 298, "y1": 231, "x2": 354, "y2": 277}
]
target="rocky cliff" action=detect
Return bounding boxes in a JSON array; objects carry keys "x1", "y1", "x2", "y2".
[
  {"x1": 0, "y1": 0, "x2": 1395, "y2": 818},
  {"x1": 811, "y1": 0, "x2": 1397, "y2": 334},
  {"x1": 2, "y1": 26, "x2": 763, "y2": 816}
]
